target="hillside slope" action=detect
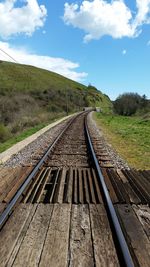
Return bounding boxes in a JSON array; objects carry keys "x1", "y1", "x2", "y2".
[{"x1": 0, "y1": 61, "x2": 112, "y2": 142}]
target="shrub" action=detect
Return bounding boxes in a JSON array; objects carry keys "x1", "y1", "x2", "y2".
[
  {"x1": 11, "y1": 116, "x2": 41, "y2": 134},
  {"x1": 113, "y1": 93, "x2": 147, "y2": 116},
  {"x1": 0, "y1": 123, "x2": 11, "y2": 142}
]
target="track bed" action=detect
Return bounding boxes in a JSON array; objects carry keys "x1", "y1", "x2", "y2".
[{"x1": 0, "y1": 112, "x2": 150, "y2": 267}]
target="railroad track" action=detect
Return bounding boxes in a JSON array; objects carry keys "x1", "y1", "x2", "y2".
[{"x1": 0, "y1": 111, "x2": 150, "y2": 267}]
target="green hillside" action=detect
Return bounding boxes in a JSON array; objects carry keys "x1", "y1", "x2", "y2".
[{"x1": 0, "y1": 61, "x2": 112, "y2": 146}]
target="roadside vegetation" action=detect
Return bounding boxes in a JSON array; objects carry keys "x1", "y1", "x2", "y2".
[
  {"x1": 113, "y1": 93, "x2": 149, "y2": 116},
  {"x1": 0, "y1": 119, "x2": 65, "y2": 153},
  {"x1": 0, "y1": 61, "x2": 112, "y2": 152},
  {"x1": 94, "y1": 93, "x2": 150, "y2": 170}
]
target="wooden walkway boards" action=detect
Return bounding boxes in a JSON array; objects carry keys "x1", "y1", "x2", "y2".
[
  {"x1": 0, "y1": 167, "x2": 150, "y2": 267},
  {"x1": 102, "y1": 168, "x2": 150, "y2": 204},
  {"x1": 1, "y1": 167, "x2": 150, "y2": 207},
  {"x1": 115, "y1": 204, "x2": 150, "y2": 267},
  {"x1": 0, "y1": 204, "x2": 119, "y2": 267},
  {"x1": 0, "y1": 203, "x2": 150, "y2": 266}
]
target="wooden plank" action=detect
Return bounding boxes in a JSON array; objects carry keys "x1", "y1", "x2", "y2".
[
  {"x1": 56, "y1": 168, "x2": 66, "y2": 203},
  {"x1": 83, "y1": 169, "x2": 90, "y2": 203},
  {"x1": 132, "y1": 170, "x2": 150, "y2": 195},
  {"x1": 36, "y1": 168, "x2": 52, "y2": 203},
  {"x1": 39, "y1": 204, "x2": 71, "y2": 267},
  {"x1": 73, "y1": 169, "x2": 78, "y2": 204},
  {"x1": 99, "y1": 161, "x2": 114, "y2": 168},
  {"x1": 0, "y1": 167, "x2": 10, "y2": 180},
  {"x1": 53, "y1": 168, "x2": 66, "y2": 204},
  {"x1": 69, "y1": 204, "x2": 94, "y2": 267},
  {"x1": 133, "y1": 205, "x2": 150, "y2": 241},
  {"x1": 116, "y1": 204, "x2": 150, "y2": 267},
  {"x1": 114, "y1": 169, "x2": 134, "y2": 204},
  {"x1": 0, "y1": 167, "x2": 32, "y2": 202},
  {"x1": 3, "y1": 167, "x2": 33, "y2": 203},
  {"x1": 138, "y1": 170, "x2": 150, "y2": 186},
  {"x1": 91, "y1": 168, "x2": 103, "y2": 203},
  {"x1": 102, "y1": 168, "x2": 118, "y2": 203},
  {"x1": 49, "y1": 169, "x2": 60, "y2": 203},
  {"x1": 130, "y1": 170, "x2": 150, "y2": 202},
  {"x1": 0, "y1": 203, "x2": 6, "y2": 214},
  {"x1": 95, "y1": 152, "x2": 108, "y2": 156},
  {"x1": 117, "y1": 169, "x2": 141, "y2": 204},
  {"x1": 1, "y1": 166, "x2": 32, "y2": 203},
  {"x1": 65, "y1": 168, "x2": 73, "y2": 203},
  {"x1": 22, "y1": 168, "x2": 46, "y2": 203},
  {"x1": 78, "y1": 169, "x2": 84, "y2": 203},
  {"x1": 0, "y1": 204, "x2": 36, "y2": 267},
  {"x1": 0, "y1": 167, "x2": 19, "y2": 195},
  {"x1": 12, "y1": 204, "x2": 53, "y2": 267},
  {"x1": 54, "y1": 152, "x2": 87, "y2": 156},
  {"x1": 7, "y1": 204, "x2": 37, "y2": 266},
  {"x1": 89, "y1": 204, "x2": 119, "y2": 266},
  {"x1": 122, "y1": 170, "x2": 148, "y2": 204},
  {"x1": 140, "y1": 170, "x2": 150, "y2": 182},
  {"x1": 97, "y1": 156, "x2": 111, "y2": 161},
  {"x1": 107, "y1": 169, "x2": 126, "y2": 203},
  {"x1": 87, "y1": 169, "x2": 96, "y2": 204}
]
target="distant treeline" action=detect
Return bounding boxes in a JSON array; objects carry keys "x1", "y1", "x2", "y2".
[{"x1": 113, "y1": 93, "x2": 150, "y2": 116}]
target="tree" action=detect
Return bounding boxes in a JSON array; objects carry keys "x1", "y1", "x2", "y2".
[{"x1": 113, "y1": 93, "x2": 142, "y2": 116}]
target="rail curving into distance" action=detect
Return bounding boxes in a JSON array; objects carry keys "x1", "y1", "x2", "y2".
[
  {"x1": 84, "y1": 115, "x2": 134, "y2": 267},
  {"x1": 0, "y1": 111, "x2": 135, "y2": 267}
]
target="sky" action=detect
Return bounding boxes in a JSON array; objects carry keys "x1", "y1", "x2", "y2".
[{"x1": 0, "y1": 0, "x2": 150, "y2": 100}]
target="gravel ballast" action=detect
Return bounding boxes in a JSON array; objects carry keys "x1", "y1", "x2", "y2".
[
  {"x1": 2, "y1": 118, "x2": 72, "y2": 167},
  {"x1": 1, "y1": 112, "x2": 130, "y2": 169},
  {"x1": 88, "y1": 112, "x2": 130, "y2": 169}
]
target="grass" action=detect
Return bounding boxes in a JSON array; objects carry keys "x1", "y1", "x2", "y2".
[
  {"x1": 0, "y1": 61, "x2": 112, "y2": 145},
  {"x1": 0, "y1": 61, "x2": 112, "y2": 153},
  {"x1": 0, "y1": 113, "x2": 65, "y2": 153},
  {"x1": 93, "y1": 112, "x2": 150, "y2": 170},
  {"x1": 0, "y1": 61, "x2": 86, "y2": 94},
  {"x1": 0, "y1": 61, "x2": 112, "y2": 110}
]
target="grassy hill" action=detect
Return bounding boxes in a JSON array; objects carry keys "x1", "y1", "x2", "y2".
[{"x1": 0, "y1": 61, "x2": 112, "y2": 145}]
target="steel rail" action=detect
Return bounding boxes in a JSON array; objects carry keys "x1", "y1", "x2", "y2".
[
  {"x1": 0, "y1": 112, "x2": 83, "y2": 230},
  {"x1": 84, "y1": 114, "x2": 135, "y2": 267}
]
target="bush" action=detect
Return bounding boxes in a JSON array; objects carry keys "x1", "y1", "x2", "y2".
[
  {"x1": 0, "y1": 123, "x2": 11, "y2": 142},
  {"x1": 113, "y1": 93, "x2": 147, "y2": 116},
  {"x1": 11, "y1": 116, "x2": 41, "y2": 134}
]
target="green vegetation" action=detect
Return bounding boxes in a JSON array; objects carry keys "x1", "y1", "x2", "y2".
[
  {"x1": 0, "y1": 123, "x2": 11, "y2": 142},
  {"x1": 0, "y1": 61, "x2": 112, "y2": 149},
  {"x1": 113, "y1": 93, "x2": 149, "y2": 116},
  {"x1": 0, "y1": 118, "x2": 62, "y2": 153},
  {"x1": 94, "y1": 112, "x2": 150, "y2": 170}
]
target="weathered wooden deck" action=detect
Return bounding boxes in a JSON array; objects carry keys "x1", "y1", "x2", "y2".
[
  {"x1": 0, "y1": 163, "x2": 150, "y2": 266},
  {"x1": 0, "y1": 202, "x2": 150, "y2": 266},
  {"x1": 0, "y1": 203, "x2": 119, "y2": 267}
]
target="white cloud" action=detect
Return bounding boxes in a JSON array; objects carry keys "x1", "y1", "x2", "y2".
[
  {"x1": 122, "y1": 49, "x2": 127, "y2": 55},
  {"x1": 0, "y1": 42, "x2": 87, "y2": 82},
  {"x1": 0, "y1": 0, "x2": 47, "y2": 38},
  {"x1": 135, "y1": 0, "x2": 150, "y2": 25},
  {"x1": 63, "y1": 0, "x2": 150, "y2": 42}
]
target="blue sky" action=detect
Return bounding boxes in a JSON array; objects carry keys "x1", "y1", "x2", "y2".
[{"x1": 0, "y1": 0, "x2": 150, "y2": 100}]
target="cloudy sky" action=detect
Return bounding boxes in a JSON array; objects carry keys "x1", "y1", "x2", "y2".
[{"x1": 0, "y1": 0, "x2": 150, "y2": 100}]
